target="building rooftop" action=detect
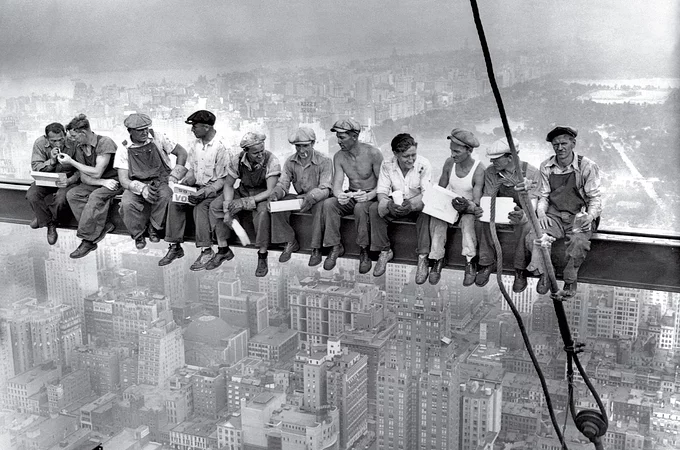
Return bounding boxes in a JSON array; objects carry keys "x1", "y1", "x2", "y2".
[
  {"x1": 249, "y1": 325, "x2": 297, "y2": 344},
  {"x1": 171, "y1": 418, "x2": 217, "y2": 437}
]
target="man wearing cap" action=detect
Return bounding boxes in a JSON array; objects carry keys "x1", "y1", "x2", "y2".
[
  {"x1": 269, "y1": 127, "x2": 332, "y2": 264},
  {"x1": 27, "y1": 122, "x2": 80, "y2": 245},
  {"x1": 474, "y1": 137, "x2": 539, "y2": 291},
  {"x1": 159, "y1": 110, "x2": 231, "y2": 270},
  {"x1": 426, "y1": 128, "x2": 485, "y2": 286},
  {"x1": 58, "y1": 114, "x2": 122, "y2": 258},
  {"x1": 321, "y1": 118, "x2": 383, "y2": 273},
  {"x1": 524, "y1": 126, "x2": 601, "y2": 297},
  {"x1": 208, "y1": 131, "x2": 281, "y2": 277},
  {"x1": 370, "y1": 133, "x2": 432, "y2": 281},
  {"x1": 114, "y1": 113, "x2": 188, "y2": 249}
]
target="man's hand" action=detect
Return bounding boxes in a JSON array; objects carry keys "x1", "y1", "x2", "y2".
[
  {"x1": 394, "y1": 199, "x2": 413, "y2": 217},
  {"x1": 337, "y1": 192, "x2": 352, "y2": 206},
  {"x1": 188, "y1": 189, "x2": 206, "y2": 205},
  {"x1": 471, "y1": 205, "x2": 483, "y2": 219},
  {"x1": 268, "y1": 193, "x2": 279, "y2": 202},
  {"x1": 56, "y1": 153, "x2": 73, "y2": 165},
  {"x1": 141, "y1": 184, "x2": 159, "y2": 203},
  {"x1": 49, "y1": 148, "x2": 60, "y2": 163},
  {"x1": 299, "y1": 194, "x2": 314, "y2": 213},
  {"x1": 579, "y1": 213, "x2": 594, "y2": 232},
  {"x1": 508, "y1": 206, "x2": 525, "y2": 224},
  {"x1": 354, "y1": 190, "x2": 373, "y2": 202},
  {"x1": 56, "y1": 174, "x2": 78, "y2": 188},
  {"x1": 514, "y1": 177, "x2": 537, "y2": 192},
  {"x1": 228, "y1": 198, "x2": 245, "y2": 215},
  {"x1": 378, "y1": 198, "x2": 390, "y2": 217},
  {"x1": 452, "y1": 197, "x2": 469, "y2": 213},
  {"x1": 101, "y1": 179, "x2": 119, "y2": 191},
  {"x1": 538, "y1": 213, "x2": 553, "y2": 230},
  {"x1": 223, "y1": 211, "x2": 233, "y2": 226}
]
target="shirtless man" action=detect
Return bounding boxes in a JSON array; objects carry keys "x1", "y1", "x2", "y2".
[
  {"x1": 319, "y1": 118, "x2": 383, "y2": 273},
  {"x1": 426, "y1": 128, "x2": 485, "y2": 285}
]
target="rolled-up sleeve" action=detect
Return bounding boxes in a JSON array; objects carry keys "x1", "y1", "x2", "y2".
[
  {"x1": 376, "y1": 161, "x2": 392, "y2": 196},
  {"x1": 226, "y1": 152, "x2": 241, "y2": 179},
  {"x1": 536, "y1": 162, "x2": 551, "y2": 215},
  {"x1": 317, "y1": 157, "x2": 333, "y2": 192},
  {"x1": 581, "y1": 159, "x2": 602, "y2": 218},
  {"x1": 275, "y1": 160, "x2": 294, "y2": 194},
  {"x1": 266, "y1": 154, "x2": 281, "y2": 178},
  {"x1": 31, "y1": 139, "x2": 54, "y2": 172},
  {"x1": 418, "y1": 159, "x2": 432, "y2": 192}
]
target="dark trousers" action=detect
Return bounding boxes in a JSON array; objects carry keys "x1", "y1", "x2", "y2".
[
  {"x1": 271, "y1": 194, "x2": 324, "y2": 247},
  {"x1": 525, "y1": 211, "x2": 593, "y2": 283},
  {"x1": 368, "y1": 203, "x2": 431, "y2": 254},
  {"x1": 211, "y1": 193, "x2": 271, "y2": 248},
  {"x1": 119, "y1": 184, "x2": 172, "y2": 239},
  {"x1": 322, "y1": 197, "x2": 374, "y2": 248},
  {"x1": 26, "y1": 183, "x2": 76, "y2": 227},
  {"x1": 66, "y1": 184, "x2": 123, "y2": 241},
  {"x1": 165, "y1": 193, "x2": 217, "y2": 247},
  {"x1": 477, "y1": 221, "x2": 531, "y2": 270}
]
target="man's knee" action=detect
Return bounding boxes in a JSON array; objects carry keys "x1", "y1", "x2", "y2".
[
  {"x1": 323, "y1": 197, "x2": 340, "y2": 214},
  {"x1": 209, "y1": 196, "x2": 223, "y2": 217},
  {"x1": 25, "y1": 184, "x2": 44, "y2": 203},
  {"x1": 353, "y1": 201, "x2": 371, "y2": 216},
  {"x1": 368, "y1": 202, "x2": 380, "y2": 220}
]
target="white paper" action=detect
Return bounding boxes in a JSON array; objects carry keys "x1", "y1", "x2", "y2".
[
  {"x1": 391, "y1": 190, "x2": 404, "y2": 205},
  {"x1": 480, "y1": 197, "x2": 516, "y2": 224},
  {"x1": 171, "y1": 184, "x2": 198, "y2": 204},
  {"x1": 269, "y1": 198, "x2": 303, "y2": 212},
  {"x1": 422, "y1": 185, "x2": 460, "y2": 224},
  {"x1": 31, "y1": 171, "x2": 67, "y2": 187},
  {"x1": 231, "y1": 219, "x2": 251, "y2": 246}
]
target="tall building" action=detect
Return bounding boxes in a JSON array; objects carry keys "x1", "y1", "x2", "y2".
[
  {"x1": 326, "y1": 349, "x2": 369, "y2": 449},
  {"x1": 500, "y1": 275, "x2": 537, "y2": 315},
  {"x1": 47, "y1": 369, "x2": 93, "y2": 413},
  {"x1": 74, "y1": 345, "x2": 121, "y2": 395},
  {"x1": 248, "y1": 325, "x2": 298, "y2": 362},
  {"x1": 5, "y1": 362, "x2": 61, "y2": 413},
  {"x1": 459, "y1": 379, "x2": 502, "y2": 450},
  {"x1": 218, "y1": 278, "x2": 268, "y2": 337},
  {"x1": 45, "y1": 245, "x2": 98, "y2": 316},
  {"x1": 289, "y1": 275, "x2": 384, "y2": 348},
  {"x1": 184, "y1": 315, "x2": 249, "y2": 367},
  {"x1": 0, "y1": 253, "x2": 36, "y2": 308},
  {"x1": 120, "y1": 248, "x2": 187, "y2": 308},
  {"x1": 138, "y1": 320, "x2": 184, "y2": 386},
  {"x1": 191, "y1": 368, "x2": 227, "y2": 419}
]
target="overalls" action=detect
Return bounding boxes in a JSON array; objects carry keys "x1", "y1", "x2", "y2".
[{"x1": 120, "y1": 140, "x2": 172, "y2": 239}]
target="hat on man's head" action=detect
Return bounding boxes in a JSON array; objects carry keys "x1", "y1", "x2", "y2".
[
  {"x1": 240, "y1": 132, "x2": 266, "y2": 149},
  {"x1": 546, "y1": 126, "x2": 577, "y2": 142},
  {"x1": 185, "y1": 110, "x2": 216, "y2": 126},
  {"x1": 330, "y1": 118, "x2": 361, "y2": 133},
  {"x1": 447, "y1": 128, "x2": 480, "y2": 148},
  {"x1": 288, "y1": 127, "x2": 316, "y2": 145},
  {"x1": 487, "y1": 137, "x2": 520, "y2": 159},
  {"x1": 124, "y1": 113, "x2": 152, "y2": 130}
]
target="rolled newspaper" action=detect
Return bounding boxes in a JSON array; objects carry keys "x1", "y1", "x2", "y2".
[{"x1": 231, "y1": 218, "x2": 251, "y2": 246}]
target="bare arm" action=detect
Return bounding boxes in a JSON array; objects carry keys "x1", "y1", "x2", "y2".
[
  {"x1": 61, "y1": 152, "x2": 111, "y2": 179},
  {"x1": 253, "y1": 175, "x2": 279, "y2": 204},
  {"x1": 171, "y1": 144, "x2": 188, "y2": 166},
  {"x1": 471, "y1": 163, "x2": 485, "y2": 205},
  {"x1": 331, "y1": 153, "x2": 346, "y2": 199},
  {"x1": 222, "y1": 175, "x2": 237, "y2": 206},
  {"x1": 438, "y1": 158, "x2": 453, "y2": 188}
]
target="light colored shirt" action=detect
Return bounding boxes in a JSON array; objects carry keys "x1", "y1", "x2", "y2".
[
  {"x1": 276, "y1": 150, "x2": 332, "y2": 200},
  {"x1": 186, "y1": 134, "x2": 231, "y2": 187},
  {"x1": 376, "y1": 154, "x2": 432, "y2": 200},
  {"x1": 113, "y1": 131, "x2": 177, "y2": 170},
  {"x1": 227, "y1": 151, "x2": 281, "y2": 180},
  {"x1": 537, "y1": 152, "x2": 602, "y2": 218},
  {"x1": 31, "y1": 135, "x2": 77, "y2": 173}
]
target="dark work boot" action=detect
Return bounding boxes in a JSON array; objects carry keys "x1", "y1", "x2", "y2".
[
  {"x1": 159, "y1": 244, "x2": 184, "y2": 266},
  {"x1": 256, "y1": 252, "x2": 269, "y2": 277},
  {"x1": 206, "y1": 247, "x2": 235, "y2": 270},
  {"x1": 358, "y1": 247, "x2": 372, "y2": 274},
  {"x1": 308, "y1": 248, "x2": 322, "y2": 267},
  {"x1": 475, "y1": 263, "x2": 495, "y2": 287},
  {"x1": 279, "y1": 240, "x2": 300, "y2": 263},
  {"x1": 512, "y1": 269, "x2": 528, "y2": 293},
  {"x1": 429, "y1": 257, "x2": 446, "y2": 285},
  {"x1": 46, "y1": 224, "x2": 58, "y2": 245},
  {"x1": 463, "y1": 261, "x2": 477, "y2": 287},
  {"x1": 324, "y1": 244, "x2": 344, "y2": 271}
]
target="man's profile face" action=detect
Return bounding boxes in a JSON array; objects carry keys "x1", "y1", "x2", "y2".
[
  {"x1": 551, "y1": 135, "x2": 576, "y2": 161},
  {"x1": 46, "y1": 131, "x2": 65, "y2": 150},
  {"x1": 73, "y1": 128, "x2": 88, "y2": 145},
  {"x1": 246, "y1": 143, "x2": 266, "y2": 165},
  {"x1": 449, "y1": 141, "x2": 471, "y2": 163},
  {"x1": 295, "y1": 143, "x2": 313, "y2": 158},
  {"x1": 490, "y1": 153, "x2": 511, "y2": 171},
  {"x1": 191, "y1": 123, "x2": 211, "y2": 139},
  {"x1": 336, "y1": 131, "x2": 357, "y2": 151},
  {"x1": 129, "y1": 127, "x2": 149, "y2": 144}
]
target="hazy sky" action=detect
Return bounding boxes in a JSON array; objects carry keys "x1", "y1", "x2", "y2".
[{"x1": 0, "y1": 0, "x2": 677, "y2": 76}]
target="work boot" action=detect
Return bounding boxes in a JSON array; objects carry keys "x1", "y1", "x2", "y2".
[
  {"x1": 536, "y1": 273, "x2": 550, "y2": 295},
  {"x1": 308, "y1": 248, "x2": 322, "y2": 267},
  {"x1": 512, "y1": 269, "x2": 528, "y2": 293},
  {"x1": 46, "y1": 224, "x2": 58, "y2": 245},
  {"x1": 415, "y1": 254, "x2": 429, "y2": 285},
  {"x1": 475, "y1": 263, "x2": 495, "y2": 287},
  {"x1": 373, "y1": 249, "x2": 393, "y2": 277},
  {"x1": 463, "y1": 261, "x2": 477, "y2": 287},
  {"x1": 159, "y1": 244, "x2": 184, "y2": 266},
  {"x1": 93, "y1": 222, "x2": 115, "y2": 244},
  {"x1": 324, "y1": 244, "x2": 344, "y2": 271},
  {"x1": 206, "y1": 247, "x2": 234, "y2": 270},
  {"x1": 279, "y1": 240, "x2": 300, "y2": 263},
  {"x1": 30, "y1": 218, "x2": 39, "y2": 229},
  {"x1": 135, "y1": 236, "x2": 146, "y2": 250},
  {"x1": 359, "y1": 247, "x2": 372, "y2": 274},
  {"x1": 70, "y1": 240, "x2": 97, "y2": 259},
  {"x1": 256, "y1": 252, "x2": 269, "y2": 277},
  {"x1": 148, "y1": 225, "x2": 160, "y2": 243},
  {"x1": 563, "y1": 281, "x2": 578, "y2": 298},
  {"x1": 429, "y1": 257, "x2": 446, "y2": 285},
  {"x1": 190, "y1": 248, "x2": 215, "y2": 271}
]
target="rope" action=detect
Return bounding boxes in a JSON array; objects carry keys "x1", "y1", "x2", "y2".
[
  {"x1": 468, "y1": 0, "x2": 608, "y2": 448},
  {"x1": 489, "y1": 189, "x2": 567, "y2": 449}
]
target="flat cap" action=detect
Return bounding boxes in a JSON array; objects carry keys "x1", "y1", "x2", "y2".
[
  {"x1": 288, "y1": 127, "x2": 316, "y2": 145},
  {"x1": 124, "y1": 113, "x2": 152, "y2": 130},
  {"x1": 546, "y1": 126, "x2": 577, "y2": 142},
  {"x1": 330, "y1": 118, "x2": 361, "y2": 133},
  {"x1": 185, "y1": 110, "x2": 216, "y2": 126},
  {"x1": 487, "y1": 137, "x2": 520, "y2": 158},
  {"x1": 240, "y1": 131, "x2": 266, "y2": 149},
  {"x1": 447, "y1": 128, "x2": 480, "y2": 148}
]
